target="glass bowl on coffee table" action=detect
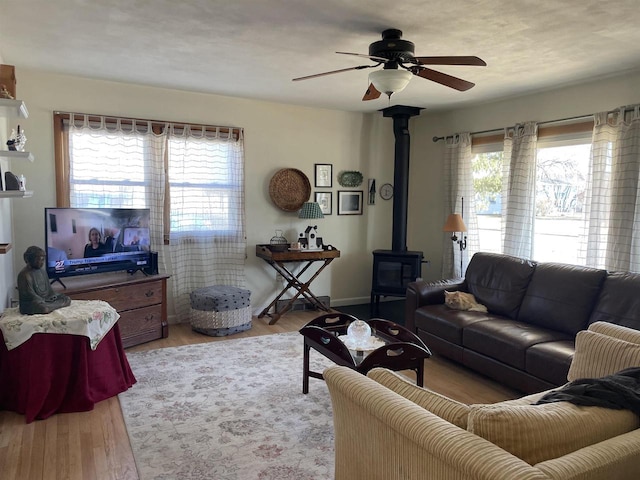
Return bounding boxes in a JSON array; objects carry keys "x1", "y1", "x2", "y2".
[{"x1": 299, "y1": 312, "x2": 432, "y2": 394}]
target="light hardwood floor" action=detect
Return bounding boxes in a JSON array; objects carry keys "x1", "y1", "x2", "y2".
[{"x1": 0, "y1": 310, "x2": 519, "y2": 480}]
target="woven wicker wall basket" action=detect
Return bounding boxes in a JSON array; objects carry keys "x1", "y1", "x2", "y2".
[{"x1": 268, "y1": 168, "x2": 311, "y2": 212}]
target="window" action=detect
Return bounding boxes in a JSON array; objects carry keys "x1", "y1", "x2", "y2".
[
  {"x1": 472, "y1": 148, "x2": 503, "y2": 254},
  {"x1": 533, "y1": 142, "x2": 590, "y2": 263},
  {"x1": 68, "y1": 129, "x2": 149, "y2": 208},
  {"x1": 471, "y1": 135, "x2": 591, "y2": 264},
  {"x1": 55, "y1": 114, "x2": 245, "y2": 242},
  {"x1": 167, "y1": 136, "x2": 244, "y2": 239}
]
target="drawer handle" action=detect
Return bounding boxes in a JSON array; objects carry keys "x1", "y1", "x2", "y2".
[
  {"x1": 145, "y1": 290, "x2": 155, "y2": 297},
  {"x1": 145, "y1": 314, "x2": 155, "y2": 321}
]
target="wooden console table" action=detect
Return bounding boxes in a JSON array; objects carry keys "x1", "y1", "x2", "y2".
[
  {"x1": 53, "y1": 272, "x2": 169, "y2": 348},
  {"x1": 256, "y1": 245, "x2": 340, "y2": 324}
]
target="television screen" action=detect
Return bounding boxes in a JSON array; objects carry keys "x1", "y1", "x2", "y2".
[{"x1": 45, "y1": 207, "x2": 152, "y2": 279}]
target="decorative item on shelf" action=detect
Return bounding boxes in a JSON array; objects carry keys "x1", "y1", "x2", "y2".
[
  {"x1": 380, "y1": 183, "x2": 394, "y2": 200},
  {"x1": 338, "y1": 170, "x2": 364, "y2": 187},
  {"x1": 7, "y1": 125, "x2": 26, "y2": 152},
  {"x1": 443, "y1": 197, "x2": 468, "y2": 276},
  {"x1": 4, "y1": 171, "x2": 20, "y2": 190},
  {"x1": 269, "y1": 229, "x2": 289, "y2": 252},
  {"x1": 0, "y1": 64, "x2": 16, "y2": 99},
  {"x1": 0, "y1": 83, "x2": 13, "y2": 99},
  {"x1": 298, "y1": 201, "x2": 324, "y2": 250},
  {"x1": 268, "y1": 168, "x2": 311, "y2": 212}
]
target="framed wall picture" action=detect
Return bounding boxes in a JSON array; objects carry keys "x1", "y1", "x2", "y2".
[
  {"x1": 314, "y1": 191, "x2": 332, "y2": 215},
  {"x1": 314, "y1": 163, "x2": 332, "y2": 188},
  {"x1": 337, "y1": 190, "x2": 363, "y2": 215}
]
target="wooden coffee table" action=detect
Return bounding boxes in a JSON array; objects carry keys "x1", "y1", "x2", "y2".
[{"x1": 299, "y1": 312, "x2": 432, "y2": 393}]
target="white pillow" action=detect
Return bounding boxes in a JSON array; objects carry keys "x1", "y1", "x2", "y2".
[
  {"x1": 588, "y1": 321, "x2": 640, "y2": 344},
  {"x1": 567, "y1": 330, "x2": 640, "y2": 381}
]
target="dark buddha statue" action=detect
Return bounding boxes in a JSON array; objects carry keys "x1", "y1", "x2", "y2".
[{"x1": 17, "y1": 246, "x2": 71, "y2": 315}]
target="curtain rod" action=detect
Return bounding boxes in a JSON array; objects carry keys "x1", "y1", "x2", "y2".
[{"x1": 432, "y1": 105, "x2": 637, "y2": 143}]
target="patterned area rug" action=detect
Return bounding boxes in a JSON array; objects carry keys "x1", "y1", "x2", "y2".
[{"x1": 119, "y1": 333, "x2": 335, "y2": 480}]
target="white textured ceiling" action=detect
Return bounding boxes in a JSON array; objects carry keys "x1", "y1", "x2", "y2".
[{"x1": 2, "y1": 0, "x2": 640, "y2": 113}]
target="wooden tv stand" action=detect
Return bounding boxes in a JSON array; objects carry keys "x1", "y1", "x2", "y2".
[{"x1": 52, "y1": 272, "x2": 170, "y2": 348}]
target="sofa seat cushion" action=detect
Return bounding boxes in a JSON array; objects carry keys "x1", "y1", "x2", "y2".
[
  {"x1": 589, "y1": 272, "x2": 640, "y2": 330},
  {"x1": 464, "y1": 252, "x2": 536, "y2": 319},
  {"x1": 463, "y1": 319, "x2": 572, "y2": 370},
  {"x1": 467, "y1": 401, "x2": 640, "y2": 465},
  {"x1": 526, "y1": 340, "x2": 575, "y2": 386},
  {"x1": 517, "y1": 263, "x2": 606, "y2": 336},
  {"x1": 367, "y1": 368, "x2": 470, "y2": 429},
  {"x1": 414, "y1": 304, "x2": 491, "y2": 345},
  {"x1": 567, "y1": 330, "x2": 640, "y2": 381}
]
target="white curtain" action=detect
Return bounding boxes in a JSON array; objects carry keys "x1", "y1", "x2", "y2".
[
  {"x1": 441, "y1": 133, "x2": 477, "y2": 278},
  {"x1": 581, "y1": 106, "x2": 640, "y2": 272},
  {"x1": 501, "y1": 122, "x2": 538, "y2": 258},
  {"x1": 168, "y1": 125, "x2": 246, "y2": 320}
]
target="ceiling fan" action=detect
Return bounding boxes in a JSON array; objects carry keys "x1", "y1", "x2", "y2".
[{"x1": 293, "y1": 29, "x2": 486, "y2": 101}]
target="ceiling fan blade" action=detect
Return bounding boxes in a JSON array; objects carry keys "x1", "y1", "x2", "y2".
[
  {"x1": 413, "y1": 56, "x2": 487, "y2": 66},
  {"x1": 292, "y1": 65, "x2": 373, "y2": 81},
  {"x1": 336, "y1": 51, "x2": 389, "y2": 63},
  {"x1": 362, "y1": 83, "x2": 381, "y2": 101},
  {"x1": 412, "y1": 67, "x2": 476, "y2": 91}
]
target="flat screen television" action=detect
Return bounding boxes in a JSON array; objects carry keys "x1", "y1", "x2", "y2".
[{"x1": 45, "y1": 207, "x2": 152, "y2": 282}]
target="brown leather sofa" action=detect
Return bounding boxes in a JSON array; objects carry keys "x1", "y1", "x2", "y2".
[{"x1": 405, "y1": 252, "x2": 640, "y2": 393}]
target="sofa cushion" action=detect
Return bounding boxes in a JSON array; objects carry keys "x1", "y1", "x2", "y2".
[
  {"x1": 567, "y1": 330, "x2": 640, "y2": 381},
  {"x1": 589, "y1": 321, "x2": 640, "y2": 344},
  {"x1": 413, "y1": 304, "x2": 490, "y2": 345},
  {"x1": 517, "y1": 263, "x2": 606, "y2": 335},
  {"x1": 464, "y1": 252, "x2": 536, "y2": 319},
  {"x1": 366, "y1": 368, "x2": 470, "y2": 429},
  {"x1": 463, "y1": 319, "x2": 572, "y2": 370},
  {"x1": 589, "y1": 273, "x2": 640, "y2": 330},
  {"x1": 525, "y1": 340, "x2": 575, "y2": 386},
  {"x1": 467, "y1": 401, "x2": 640, "y2": 465}
]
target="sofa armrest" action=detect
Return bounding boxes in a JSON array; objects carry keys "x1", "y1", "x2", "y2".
[
  {"x1": 324, "y1": 366, "x2": 549, "y2": 480},
  {"x1": 405, "y1": 278, "x2": 465, "y2": 331},
  {"x1": 535, "y1": 428, "x2": 640, "y2": 480}
]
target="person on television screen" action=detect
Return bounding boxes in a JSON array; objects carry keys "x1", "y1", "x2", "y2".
[
  {"x1": 84, "y1": 227, "x2": 108, "y2": 258},
  {"x1": 18, "y1": 246, "x2": 71, "y2": 315}
]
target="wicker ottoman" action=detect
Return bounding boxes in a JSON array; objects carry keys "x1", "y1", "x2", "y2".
[{"x1": 189, "y1": 286, "x2": 252, "y2": 337}]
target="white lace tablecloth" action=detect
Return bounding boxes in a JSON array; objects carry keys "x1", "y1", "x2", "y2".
[{"x1": 0, "y1": 300, "x2": 120, "y2": 351}]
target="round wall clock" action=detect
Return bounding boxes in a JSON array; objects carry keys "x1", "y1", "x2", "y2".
[{"x1": 380, "y1": 183, "x2": 394, "y2": 200}]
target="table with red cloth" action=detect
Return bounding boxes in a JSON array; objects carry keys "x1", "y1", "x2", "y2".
[{"x1": 0, "y1": 302, "x2": 136, "y2": 423}]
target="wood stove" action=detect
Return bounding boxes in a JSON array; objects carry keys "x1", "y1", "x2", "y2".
[
  {"x1": 371, "y1": 249, "x2": 423, "y2": 314},
  {"x1": 370, "y1": 106, "x2": 424, "y2": 316}
]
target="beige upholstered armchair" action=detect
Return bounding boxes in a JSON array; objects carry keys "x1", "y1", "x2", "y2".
[{"x1": 324, "y1": 322, "x2": 640, "y2": 480}]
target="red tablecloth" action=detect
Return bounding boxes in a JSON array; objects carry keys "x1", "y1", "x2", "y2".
[{"x1": 0, "y1": 323, "x2": 136, "y2": 423}]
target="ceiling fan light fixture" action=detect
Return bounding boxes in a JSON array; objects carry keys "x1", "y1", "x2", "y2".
[{"x1": 368, "y1": 69, "x2": 412, "y2": 97}]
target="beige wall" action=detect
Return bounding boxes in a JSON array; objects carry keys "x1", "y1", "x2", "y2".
[
  {"x1": 3, "y1": 67, "x2": 640, "y2": 318},
  {"x1": 6, "y1": 70, "x2": 397, "y2": 319}
]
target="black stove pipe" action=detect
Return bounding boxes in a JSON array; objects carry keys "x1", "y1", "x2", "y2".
[{"x1": 382, "y1": 105, "x2": 422, "y2": 252}]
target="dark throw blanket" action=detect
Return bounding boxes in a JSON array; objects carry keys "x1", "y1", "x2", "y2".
[{"x1": 535, "y1": 367, "x2": 640, "y2": 415}]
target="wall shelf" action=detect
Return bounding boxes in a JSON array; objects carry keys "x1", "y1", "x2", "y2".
[
  {"x1": 0, "y1": 150, "x2": 34, "y2": 162},
  {"x1": 0, "y1": 243, "x2": 11, "y2": 254},
  {"x1": 0, "y1": 98, "x2": 29, "y2": 118},
  {"x1": 0, "y1": 190, "x2": 33, "y2": 198}
]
